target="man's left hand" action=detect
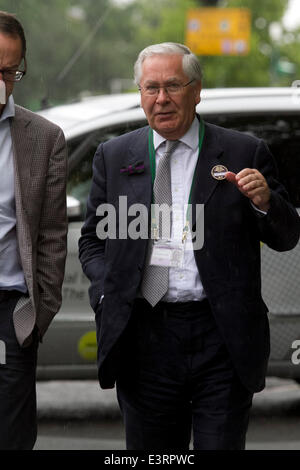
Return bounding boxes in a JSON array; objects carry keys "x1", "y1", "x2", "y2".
[{"x1": 225, "y1": 169, "x2": 271, "y2": 212}]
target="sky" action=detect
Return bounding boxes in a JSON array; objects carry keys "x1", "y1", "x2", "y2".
[{"x1": 283, "y1": 0, "x2": 300, "y2": 29}]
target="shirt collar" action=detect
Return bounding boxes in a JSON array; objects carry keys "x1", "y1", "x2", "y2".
[
  {"x1": 153, "y1": 116, "x2": 199, "y2": 151},
  {"x1": 0, "y1": 95, "x2": 15, "y2": 122}
]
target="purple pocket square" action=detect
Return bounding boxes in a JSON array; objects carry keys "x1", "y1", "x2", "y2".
[{"x1": 120, "y1": 161, "x2": 145, "y2": 175}]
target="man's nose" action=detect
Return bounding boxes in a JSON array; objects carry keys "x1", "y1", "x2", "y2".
[{"x1": 155, "y1": 87, "x2": 170, "y2": 103}]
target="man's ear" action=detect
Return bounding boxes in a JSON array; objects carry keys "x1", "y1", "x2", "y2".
[{"x1": 194, "y1": 81, "x2": 202, "y2": 105}]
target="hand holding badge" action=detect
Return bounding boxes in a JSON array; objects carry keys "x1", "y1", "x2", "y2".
[{"x1": 225, "y1": 168, "x2": 271, "y2": 212}]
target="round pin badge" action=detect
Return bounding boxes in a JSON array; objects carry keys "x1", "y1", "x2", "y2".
[{"x1": 211, "y1": 164, "x2": 228, "y2": 180}]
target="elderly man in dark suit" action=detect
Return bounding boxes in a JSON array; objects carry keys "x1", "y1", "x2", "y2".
[
  {"x1": 79, "y1": 42, "x2": 300, "y2": 450},
  {"x1": 0, "y1": 11, "x2": 67, "y2": 449}
]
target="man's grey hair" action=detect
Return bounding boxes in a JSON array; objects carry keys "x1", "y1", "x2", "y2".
[{"x1": 134, "y1": 42, "x2": 202, "y2": 85}]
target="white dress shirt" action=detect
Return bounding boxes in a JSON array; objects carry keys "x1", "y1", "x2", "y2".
[{"x1": 153, "y1": 117, "x2": 206, "y2": 302}]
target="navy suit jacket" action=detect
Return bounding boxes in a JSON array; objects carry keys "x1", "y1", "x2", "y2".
[{"x1": 79, "y1": 118, "x2": 300, "y2": 392}]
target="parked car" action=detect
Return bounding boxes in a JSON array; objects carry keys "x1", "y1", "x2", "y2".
[{"x1": 36, "y1": 87, "x2": 300, "y2": 382}]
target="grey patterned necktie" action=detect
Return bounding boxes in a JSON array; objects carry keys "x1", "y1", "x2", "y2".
[{"x1": 141, "y1": 140, "x2": 179, "y2": 306}]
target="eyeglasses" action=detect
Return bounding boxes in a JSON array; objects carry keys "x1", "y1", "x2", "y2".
[
  {"x1": 0, "y1": 59, "x2": 27, "y2": 82},
  {"x1": 139, "y1": 79, "x2": 195, "y2": 96}
]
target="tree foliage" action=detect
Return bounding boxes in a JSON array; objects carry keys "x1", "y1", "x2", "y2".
[
  {"x1": 1, "y1": 0, "x2": 141, "y2": 108},
  {"x1": 0, "y1": 0, "x2": 297, "y2": 110}
]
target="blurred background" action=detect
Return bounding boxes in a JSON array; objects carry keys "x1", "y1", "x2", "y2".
[{"x1": 2, "y1": 0, "x2": 300, "y2": 110}]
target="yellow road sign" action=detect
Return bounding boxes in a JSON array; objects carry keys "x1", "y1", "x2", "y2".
[{"x1": 185, "y1": 8, "x2": 251, "y2": 56}]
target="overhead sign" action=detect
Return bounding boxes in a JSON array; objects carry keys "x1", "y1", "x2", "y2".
[{"x1": 185, "y1": 8, "x2": 251, "y2": 56}]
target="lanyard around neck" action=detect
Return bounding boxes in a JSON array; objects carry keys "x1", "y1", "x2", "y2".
[{"x1": 148, "y1": 118, "x2": 205, "y2": 242}]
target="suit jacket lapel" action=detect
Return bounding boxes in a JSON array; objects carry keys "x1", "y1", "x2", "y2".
[
  {"x1": 10, "y1": 106, "x2": 36, "y2": 204},
  {"x1": 125, "y1": 126, "x2": 152, "y2": 209},
  {"x1": 190, "y1": 121, "x2": 224, "y2": 229}
]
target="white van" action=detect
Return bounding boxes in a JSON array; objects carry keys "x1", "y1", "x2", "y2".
[{"x1": 36, "y1": 88, "x2": 300, "y2": 383}]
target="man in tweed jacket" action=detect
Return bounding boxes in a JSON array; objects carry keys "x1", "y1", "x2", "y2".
[{"x1": 0, "y1": 12, "x2": 67, "y2": 449}]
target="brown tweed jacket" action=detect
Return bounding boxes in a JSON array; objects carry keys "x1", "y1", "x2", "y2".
[{"x1": 9, "y1": 104, "x2": 68, "y2": 346}]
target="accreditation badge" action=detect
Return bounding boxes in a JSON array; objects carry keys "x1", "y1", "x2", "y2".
[{"x1": 150, "y1": 241, "x2": 184, "y2": 268}]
